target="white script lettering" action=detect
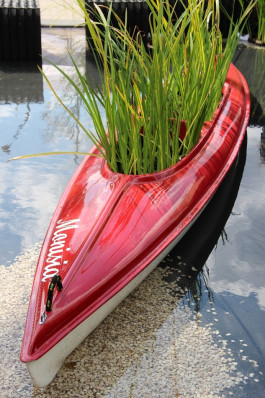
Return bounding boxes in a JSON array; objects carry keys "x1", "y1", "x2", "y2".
[{"x1": 42, "y1": 219, "x2": 80, "y2": 282}]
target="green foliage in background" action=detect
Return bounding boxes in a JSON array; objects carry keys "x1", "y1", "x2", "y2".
[
  {"x1": 238, "y1": 0, "x2": 265, "y2": 43},
  {"x1": 255, "y1": 0, "x2": 265, "y2": 42}
]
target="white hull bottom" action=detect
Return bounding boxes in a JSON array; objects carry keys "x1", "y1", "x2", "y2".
[{"x1": 26, "y1": 212, "x2": 201, "y2": 387}]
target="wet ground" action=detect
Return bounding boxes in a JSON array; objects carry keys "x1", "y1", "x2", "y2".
[{"x1": 0, "y1": 28, "x2": 265, "y2": 397}]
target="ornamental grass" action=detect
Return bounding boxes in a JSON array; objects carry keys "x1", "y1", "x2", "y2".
[
  {"x1": 238, "y1": 0, "x2": 265, "y2": 44},
  {"x1": 255, "y1": 0, "x2": 265, "y2": 43},
  {"x1": 13, "y1": 0, "x2": 254, "y2": 174}
]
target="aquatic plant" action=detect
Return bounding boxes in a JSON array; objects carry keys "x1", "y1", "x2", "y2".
[
  {"x1": 255, "y1": 0, "x2": 265, "y2": 43},
  {"x1": 238, "y1": 0, "x2": 265, "y2": 44},
  {"x1": 12, "y1": 0, "x2": 253, "y2": 174}
]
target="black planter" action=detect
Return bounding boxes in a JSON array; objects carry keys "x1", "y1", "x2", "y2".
[{"x1": 0, "y1": 0, "x2": 41, "y2": 60}]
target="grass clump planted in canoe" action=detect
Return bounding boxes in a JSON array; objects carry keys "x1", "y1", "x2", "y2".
[
  {"x1": 38, "y1": 0, "x2": 250, "y2": 174},
  {"x1": 256, "y1": 0, "x2": 265, "y2": 43}
]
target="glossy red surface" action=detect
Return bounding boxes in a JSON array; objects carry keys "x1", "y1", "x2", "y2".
[{"x1": 21, "y1": 64, "x2": 250, "y2": 362}]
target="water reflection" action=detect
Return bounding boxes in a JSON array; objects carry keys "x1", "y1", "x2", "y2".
[
  {"x1": 206, "y1": 132, "x2": 265, "y2": 308},
  {"x1": 41, "y1": 28, "x2": 104, "y2": 164},
  {"x1": 1, "y1": 103, "x2": 31, "y2": 155},
  {"x1": 0, "y1": 61, "x2": 43, "y2": 155},
  {"x1": 0, "y1": 28, "x2": 94, "y2": 265},
  {"x1": 234, "y1": 43, "x2": 265, "y2": 164},
  {"x1": 0, "y1": 61, "x2": 43, "y2": 104}
]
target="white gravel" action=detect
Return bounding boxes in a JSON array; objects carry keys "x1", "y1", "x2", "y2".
[{"x1": 0, "y1": 245, "x2": 259, "y2": 397}]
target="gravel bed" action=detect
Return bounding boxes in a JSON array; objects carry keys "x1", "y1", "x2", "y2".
[{"x1": 0, "y1": 245, "x2": 258, "y2": 397}]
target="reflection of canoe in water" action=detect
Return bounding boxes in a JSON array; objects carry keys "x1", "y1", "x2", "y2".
[{"x1": 20, "y1": 63, "x2": 250, "y2": 387}]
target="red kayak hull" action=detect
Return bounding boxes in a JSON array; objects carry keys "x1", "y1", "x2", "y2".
[{"x1": 20, "y1": 64, "x2": 250, "y2": 384}]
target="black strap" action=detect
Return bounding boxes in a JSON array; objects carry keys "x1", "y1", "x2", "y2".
[{"x1": 46, "y1": 274, "x2": 63, "y2": 312}]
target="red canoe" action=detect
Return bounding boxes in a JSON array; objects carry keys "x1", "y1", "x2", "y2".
[{"x1": 20, "y1": 63, "x2": 250, "y2": 387}]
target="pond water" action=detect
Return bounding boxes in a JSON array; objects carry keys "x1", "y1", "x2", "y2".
[{"x1": 0, "y1": 29, "x2": 265, "y2": 397}]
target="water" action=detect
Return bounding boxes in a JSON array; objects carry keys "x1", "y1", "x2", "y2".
[
  {"x1": 0, "y1": 28, "x2": 94, "y2": 265},
  {"x1": 0, "y1": 29, "x2": 265, "y2": 397}
]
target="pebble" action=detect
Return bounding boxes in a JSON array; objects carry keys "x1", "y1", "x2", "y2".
[{"x1": 0, "y1": 244, "x2": 261, "y2": 398}]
